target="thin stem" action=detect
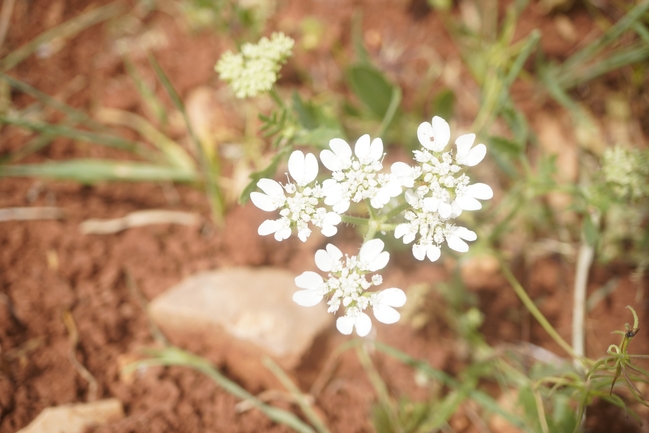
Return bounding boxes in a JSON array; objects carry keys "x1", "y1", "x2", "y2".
[
  {"x1": 341, "y1": 215, "x2": 369, "y2": 226},
  {"x1": 572, "y1": 235, "x2": 596, "y2": 361},
  {"x1": 497, "y1": 253, "x2": 581, "y2": 362}
]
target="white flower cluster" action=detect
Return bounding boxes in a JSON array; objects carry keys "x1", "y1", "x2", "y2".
[
  {"x1": 250, "y1": 116, "x2": 493, "y2": 336},
  {"x1": 293, "y1": 239, "x2": 406, "y2": 337},
  {"x1": 391, "y1": 116, "x2": 493, "y2": 261},
  {"x1": 215, "y1": 32, "x2": 294, "y2": 98},
  {"x1": 250, "y1": 151, "x2": 341, "y2": 242}
]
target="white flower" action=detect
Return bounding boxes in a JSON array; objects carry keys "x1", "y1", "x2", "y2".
[
  {"x1": 251, "y1": 150, "x2": 341, "y2": 242},
  {"x1": 293, "y1": 240, "x2": 406, "y2": 337},
  {"x1": 417, "y1": 116, "x2": 450, "y2": 152},
  {"x1": 320, "y1": 135, "x2": 401, "y2": 212},
  {"x1": 371, "y1": 288, "x2": 407, "y2": 324},
  {"x1": 393, "y1": 188, "x2": 478, "y2": 262},
  {"x1": 454, "y1": 133, "x2": 487, "y2": 166}
]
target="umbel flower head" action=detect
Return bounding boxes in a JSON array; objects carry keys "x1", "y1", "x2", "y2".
[
  {"x1": 215, "y1": 32, "x2": 294, "y2": 98},
  {"x1": 251, "y1": 150, "x2": 341, "y2": 242},
  {"x1": 320, "y1": 134, "x2": 402, "y2": 213},
  {"x1": 293, "y1": 239, "x2": 406, "y2": 337},
  {"x1": 392, "y1": 116, "x2": 493, "y2": 262}
]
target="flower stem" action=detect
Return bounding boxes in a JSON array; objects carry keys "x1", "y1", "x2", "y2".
[
  {"x1": 496, "y1": 253, "x2": 581, "y2": 362},
  {"x1": 341, "y1": 215, "x2": 369, "y2": 226}
]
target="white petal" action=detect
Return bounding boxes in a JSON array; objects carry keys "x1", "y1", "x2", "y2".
[
  {"x1": 275, "y1": 226, "x2": 292, "y2": 241},
  {"x1": 394, "y1": 223, "x2": 409, "y2": 240},
  {"x1": 369, "y1": 138, "x2": 384, "y2": 162},
  {"x1": 257, "y1": 178, "x2": 284, "y2": 197},
  {"x1": 336, "y1": 316, "x2": 354, "y2": 335},
  {"x1": 465, "y1": 143, "x2": 486, "y2": 166},
  {"x1": 354, "y1": 134, "x2": 371, "y2": 160},
  {"x1": 412, "y1": 244, "x2": 426, "y2": 261},
  {"x1": 467, "y1": 183, "x2": 493, "y2": 200},
  {"x1": 455, "y1": 195, "x2": 482, "y2": 211},
  {"x1": 250, "y1": 192, "x2": 279, "y2": 212},
  {"x1": 391, "y1": 162, "x2": 416, "y2": 188},
  {"x1": 417, "y1": 121, "x2": 434, "y2": 150},
  {"x1": 354, "y1": 313, "x2": 372, "y2": 337},
  {"x1": 320, "y1": 224, "x2": 337, "y2": 237},
  {"x1": 288, "y1": 150, "x2": 306, "y2": 184},
  {"x1": 332, "y1": 199, "x2": 350, "y2": 214},
  {"x1": 439, "y1": 202, "x2": 452, "y2": 219},
  {"x1": 258, "y1": 219, "x2": 280, "y2": 236},
  {"x1": 293, "y1": 290, "x2": 323, "y2": 307},
  {"x1": 426, "y1": 245, "x2": 441, "y2": 262},
  {"x1": 454, "y1": 133, "x2": 475, "y2": 159},
  {"x1": 373, "y1": 305, "x2": 400, "y2": 324},
  {"x1": 454, "y1": 226, "x2": 477, "y2": 241},
  {"x1": 315, "y1": 244, "x2": 343, "y2": 272},
  {"x1": 360, "y1": 239, "x2": 389, "y2": 271},
  {"x1": 377, "y1": 288, "x2": 407, "y2": 307},
  {"x1": 295, "y1": 271, "x2": 324, "y2": 289},
  {"x1": 320, "y1": 149, "x2": 342, "y2": 172},
  {"x1": 423, "y1": 197, "x2": 440, "y2": 213},
  {"x1": 431, "y1": 116, "x2": 450, "y2": 152},
  {"x1": 303, "y1": 153, "x2": 319, "y2": 183},
  {"x1": 403, "y1": 232, "x2": 416, "y2": 244},
  {"x1": 447, "y1": 235, "x2": 469, "y2": 253}
]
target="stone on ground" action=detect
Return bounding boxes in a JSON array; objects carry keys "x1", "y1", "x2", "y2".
[
  {"x1": 149, "y1": 267, "x2": 333, "y2": 389},
  {"x1": 17, "y1": 399, "x2": 124, "y2": 433}
]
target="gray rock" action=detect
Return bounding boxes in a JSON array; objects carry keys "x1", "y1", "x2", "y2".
[
  {"x1": 149, "y1": 267, "x2": 333, "y2": 389},
  {"x1": 17, "y1": 399, "x2": 124, "y2": 433}
]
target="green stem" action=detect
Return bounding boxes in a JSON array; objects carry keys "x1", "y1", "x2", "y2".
[
  {"x1": 341, "y1": 215, "x2": 369, "y2": 226},
  {"x1": 496, "y1": 253, "x2": 581, "y2": 362}
]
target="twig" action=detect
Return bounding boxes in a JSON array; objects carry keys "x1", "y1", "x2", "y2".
[
  {"x1": 264, "y1": 357, "x2": 330, "y2": 433},
  {"x1": 0, "y1": 207, "x2": 63, "y2": 222},
  {"x1": 62, "y1": 310, "x2": 98, "y2": 402},
  {"x1": 80, "y1": 210, "x2": 200, "y2": 234}
]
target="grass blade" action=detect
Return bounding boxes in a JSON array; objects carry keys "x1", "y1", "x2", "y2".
[
  {"x1": 0, "y1": 2, "x2": 124, "y2": 71},
  {"x1": 96, "y1": 107, "x2": 196, "y2": 171},
  {"x1": 122, "y1": 53, "x2": 167, "y2": 125},
  {"x1": 0, "y1": 115, "x2": 161, "y2": 161},
  {"x1": 0, "y1": 159, "x2": 197, "y2": 183},
  {"x1": 148, "y1": 54, "x2": 225, "y2": 224},
  {"x1": 124, "y1": 346, "x2": 316, "y2": 433},
  {"x1": 0, "y1": 72, "x2": 106, "y2": 131}
]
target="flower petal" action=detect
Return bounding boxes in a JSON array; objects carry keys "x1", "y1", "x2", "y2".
[
  {"x1": 293, "y1": 290, "x2": 323, "y2": 307},
  {"x1": 412, "y1": 244, "x2": 426, "y2": 261},
  {"x1": 377, "y1": 288, "x2": 407, "y2": 307},
  {"x1": 354, "y1": 313, "x2": 373, "y2": 337},
  {"x1": 426, "y1": 245, "x2": 441, "y2": 262},
  {"x1": 354, "y1": 134, "x2": 371, "y2": 160},
  {"x1": 250, "y1": 192, "x2": 279, "y2": 212},
  {"x1": 373, "y1": 305, "x2": 400, "y2": 324},
  {"x1": 295, "y1": 271, "x2": 324, "y2": 289},
  {"x1": 369, "y1": 137, "x2": 384, "y2": 162},
  {"x1": 431, "y1": 116, "x2": 451, "y2": 152},
  {"x1": 288, "y1": 150, "x2": 306, "y2": 184},
  {"x1": 336, "y1": 316, "x2": 354, "y2": 335},
  {"x1": 258, "y1": 219, "x2": 280, "y2": 236},
  {"x1": 465, "y1": 143, "x2": 487, "y2": 166},
  {"x1": 466, "y1": 183, "x2": 493, "y2": 200},
  {"x1": 257, "y1": 178, "x2": 284, "y2": 197},
  {"x1": 455, "y1": 195, "x2": 482, "y2": 211},
  {"x1": 360, "y1": 239, "x2": 389, "y2": 271},
  {"x1": 417, "y1": 121, "x2": 433, "y2": 150},
  {"x1": 446, "y1": 235, "x2": 469, "y2": 253},
  {"x1": 315, "y1": 244, "x2": 343, "y2": 272}
]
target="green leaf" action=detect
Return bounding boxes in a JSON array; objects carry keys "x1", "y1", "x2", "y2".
[
  {"x1": 0, "y1": 160, "x2": 198, "y2": 183},
  {"x1": 433, "y1": 89, "x2": 455, "y2": 121},
  {"x1": 346, "y1": 64, "x2": 397, "y2": 119},
  {"x1": 239, "y1": 146, "x2": 292, "y2": 205}
]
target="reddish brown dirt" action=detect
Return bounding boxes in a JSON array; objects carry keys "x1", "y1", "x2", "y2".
[{"x1": 1, "y1": 1, "x2": 648, "y2": 432}]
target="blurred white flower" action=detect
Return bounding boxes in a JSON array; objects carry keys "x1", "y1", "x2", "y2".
[
  {"x1": 251, "y1": 150, "x2": 341, "y2": 242},
  {"x1": 321, "y1": 135, "x2": 401, "y2": 213},
  {"x1": 215, "y1": 32, "x2": 294, "y2": 98},
  {"x1": 293, "y1": 239, "x2": 406, "y2": 337}
]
